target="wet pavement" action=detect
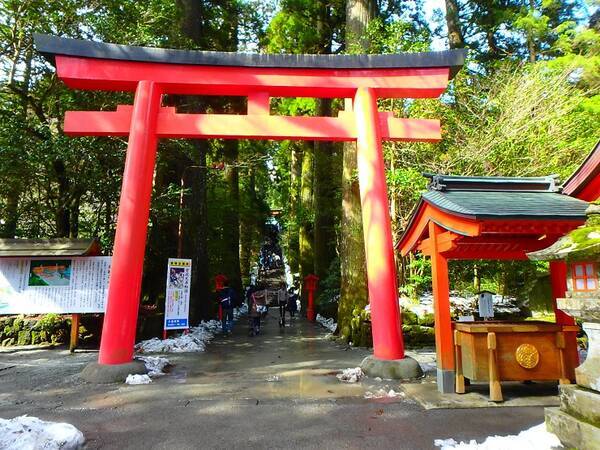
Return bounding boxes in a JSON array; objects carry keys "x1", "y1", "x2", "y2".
[{"x1": 0, "y1": 309, "x2": 550, "y2": 449}]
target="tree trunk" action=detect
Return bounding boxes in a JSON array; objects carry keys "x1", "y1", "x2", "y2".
[
  {"x1": 527, "y1": 0, "x2": 537, "y2": 63},
  {"x1": 185, "y1": 142, "x2": 210, "y2": 323},
  {"x1": 299, "y1": 142, "x2": 315, "y2": 311},
  {"x1": 239, "y1": 167, "x2": 257, "y2": 286},
  {"x1": 53, "y1": 159, "x2": 70, "y2": 237},
  {"x1": 223, "y1": 140, "x2": 243, "y2": 296},
  {"x1": 313, "y1": 110, "x2": 337, "y2": 283},
  {"x1": 337, "y1": 0, "x2": 374, "y2": 344},
  {"x1": 445, "y1": 0, "x2": 465, "y2": 49},
  {"x1": 1, "y1": 187, "x2": 20, "y2": 238},
  {"x1": 287, "y1": 145, "x2": 302, "y2": 274},
  {"x1": 312, "y1": 3, "x2": 338, "y2": 288}
]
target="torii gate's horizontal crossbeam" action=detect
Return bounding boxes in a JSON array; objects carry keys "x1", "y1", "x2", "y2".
[
  {"x1": 65, "y1": 106, "x2": 441, "y2": 142},
  {"x1": 55, "y1": 56, "x2": 451, "y2": 99}
]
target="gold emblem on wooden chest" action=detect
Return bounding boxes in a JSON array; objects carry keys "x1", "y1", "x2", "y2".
[{"x1": 515, "y1": 343, "x2": 540, "y2": 369}]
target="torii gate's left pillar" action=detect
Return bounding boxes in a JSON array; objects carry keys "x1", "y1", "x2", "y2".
[{"x1": 83, "y1": 81, "x2": 162, "y2": 381}]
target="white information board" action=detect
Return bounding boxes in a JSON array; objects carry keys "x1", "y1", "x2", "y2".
[
  {"x1": 164, "y1": 258, "x2": 191, "y2": 330},
  {"x1": 0, "y1": 257, "x2": 111, "y2": 314}
]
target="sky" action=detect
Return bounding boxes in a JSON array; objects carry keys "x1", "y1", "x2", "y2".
[{"x1": 423, "y1": 0, "x2": 447, "y2": 50}]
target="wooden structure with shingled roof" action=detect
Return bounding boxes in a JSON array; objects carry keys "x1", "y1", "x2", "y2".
[{"x1": 397, "y1": 173, "x2": 589, "y2": 394}]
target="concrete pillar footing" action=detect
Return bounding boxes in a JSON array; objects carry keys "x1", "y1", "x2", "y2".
[
  {"x1": 81, "y1": 360, "x2": 147, "y2": 384},
  {"x1": 360, "y1": 355, "x2": 423, "y2": 380}
]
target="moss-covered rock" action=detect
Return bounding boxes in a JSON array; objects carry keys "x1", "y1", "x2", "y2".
[
  {"x1": 418, "y1": 313, "x2": 435, "y2": 327},
  {"x1": 402, "y1": 309, "x2": 419, "y2": 325},
  {"x1": 17, "y1": 330, "x2": 31, "y2": 346},
  {"x1": 403, "y1": 325, "x2": 435, "y2": 347}
]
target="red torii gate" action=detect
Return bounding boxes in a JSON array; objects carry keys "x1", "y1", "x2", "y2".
[{"x1": 35, "y1": 34, "x2": 466, "y2": 372}]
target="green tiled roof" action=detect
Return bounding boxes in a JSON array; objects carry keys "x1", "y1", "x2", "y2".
[
  {"x1": 421, "y1": 174, "x2": 589, "y2": 220},
  {"x1": 423, "y1": 190, "x2": 588, "y2": 219}
]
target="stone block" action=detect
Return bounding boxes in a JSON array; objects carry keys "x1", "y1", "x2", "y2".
[
  {"x1": 546, "y1": 407, "x2": 600, "y2": 450},
  {"x1": 559, "y1": 385, "x2": 600, "y2": 426}
]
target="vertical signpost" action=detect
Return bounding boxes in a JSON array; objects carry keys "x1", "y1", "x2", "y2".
[{"x1": 163, "y1": 258, "x2": 192, "y2": 339}]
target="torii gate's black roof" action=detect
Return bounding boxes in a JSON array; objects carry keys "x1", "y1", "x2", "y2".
[{"x1": 34, "y1": 34, "x2": 467, "y2": 79}]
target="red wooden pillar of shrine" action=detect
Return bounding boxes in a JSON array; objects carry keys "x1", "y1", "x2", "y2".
[
  {"x1": 428, "y1": 222, "x2": 455, "y2": 392},
  {"x1": 98, "y1": 81, "x2": 162, "y2": 365},
  {"x1": 354, "y1": 87, "x2": 404, "y2": 361}
]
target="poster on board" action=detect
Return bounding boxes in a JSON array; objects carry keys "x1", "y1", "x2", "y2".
[
  {"x1": 164, "y1": 258, "x2": 192, "y2": 330},
  {"x1": 0, "y1": 257, "x2": 111, "y2": 314}
]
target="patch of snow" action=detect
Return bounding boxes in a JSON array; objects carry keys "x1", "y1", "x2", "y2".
[
  {"x1": 0, "y1": 415, "x2": 85, "y2": 450},
  {"x1": 434, "y1": 423, "x2": 563, "y2": 449},
  {"x1": 364, "y1": 389, "x2": 403, "y2": 399},
  {"x1": 234, "y1": 304, "x2": 248, "y2": 319},
  {"x1": 337, "y1": 367, "x2": 364, "y2": 383},
  {"x1": 136, "y1": 355, "x2": 170, "y2": 377},
  {"x1": 125, "y1": 374, "x2": 152, "y2": 385},
  {"x1": 400, "y1": 292, "x2": 523, "y2": 320},
  {"x1": 316, "y1": 314, "x2": 337, "y2": 332},
  {"x1": 135, "y1": 320, "x2": 221, "y2": 353}
]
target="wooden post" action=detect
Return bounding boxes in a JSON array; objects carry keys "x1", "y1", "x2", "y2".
[
  {"x1": 550, "y1": 261, "x2": 578, "y2": 375},
  {"x1": 429, "y1": 221, "x2": 455, "y2": 393},
  {"x1": 69, "y1": 313, "x2": 80, "y2": 353},
  {"x1": 454, "y1": 329, "x2": 465, "y2": 394},
  {"x1": 556, "y1": 331, "x2": 571, "y2": 385},
  {"x1": 487, "y1": 332, "x2": 503, "y2": 402}
]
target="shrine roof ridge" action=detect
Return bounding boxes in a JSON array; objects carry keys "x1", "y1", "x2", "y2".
[
  {"x1": 423, "y1": 173, "x2": 560, "y2": 193},
  {"x1": 34, "y1": 34, "x2": 467, "y2": 78}
]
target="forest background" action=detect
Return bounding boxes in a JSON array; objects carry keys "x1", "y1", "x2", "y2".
[{"x1": 1, "y1": 0, "x2": 599, "y2": 344}]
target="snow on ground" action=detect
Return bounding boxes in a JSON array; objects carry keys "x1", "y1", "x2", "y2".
[
  {"x1": 337, "y1": 367, "x2": 364, "y2": 383},
  {"x1": 399, "y1": 292, "x2": 522, "y2": 319},
  {"x1": 0, "y1": 416, "x2": 85, "y2": 450},
  {"x1": 136, "y1": 355, "x2": 170, "y2": 376},
  {"x1": 406, "y1": 348, "x2": 437, "y2": 374},
  {"x1": 125, "y1": 374, "x2": 153, "y2": 385},
  {"x1": 316, "y1": 314, "x2": 337, "y2": 332},
  {"x1": 434, "y1": 423, "x2": 563, "y2": 449},
  {"x1": 364, "y1": 389, "x2": 403, "y2": 399},
  {"x1": 135, "y1": 320, "x2": 221, "y2": 353}
]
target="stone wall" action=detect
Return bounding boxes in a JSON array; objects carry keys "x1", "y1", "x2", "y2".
[{"x1": 0, "y1": 314, "x2": 69, "y2": 346}]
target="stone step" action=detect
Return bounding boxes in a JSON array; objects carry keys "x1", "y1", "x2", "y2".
[
  {"x1": 559, "y1": 384, "x2": 600, "y2": 424},
  {"x1": 546, "y1": 407, "x2": 600, "y2": 450}
]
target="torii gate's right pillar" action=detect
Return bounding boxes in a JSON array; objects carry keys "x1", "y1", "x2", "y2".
[{"x1": 354, "y1": 87, "x2": 422, "y2": 378}]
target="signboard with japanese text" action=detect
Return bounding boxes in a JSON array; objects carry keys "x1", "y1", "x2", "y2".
[
  {"x1": 164, "y1": 258, "x2": 192, "y2": 330},
  {"x1": 0, "y1": 257, "x2": 111, "y2": 314}
]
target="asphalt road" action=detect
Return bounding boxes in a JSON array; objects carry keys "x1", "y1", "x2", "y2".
[{"x1": 0, "y1": 312, "x2": 546, "y2": 449}]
